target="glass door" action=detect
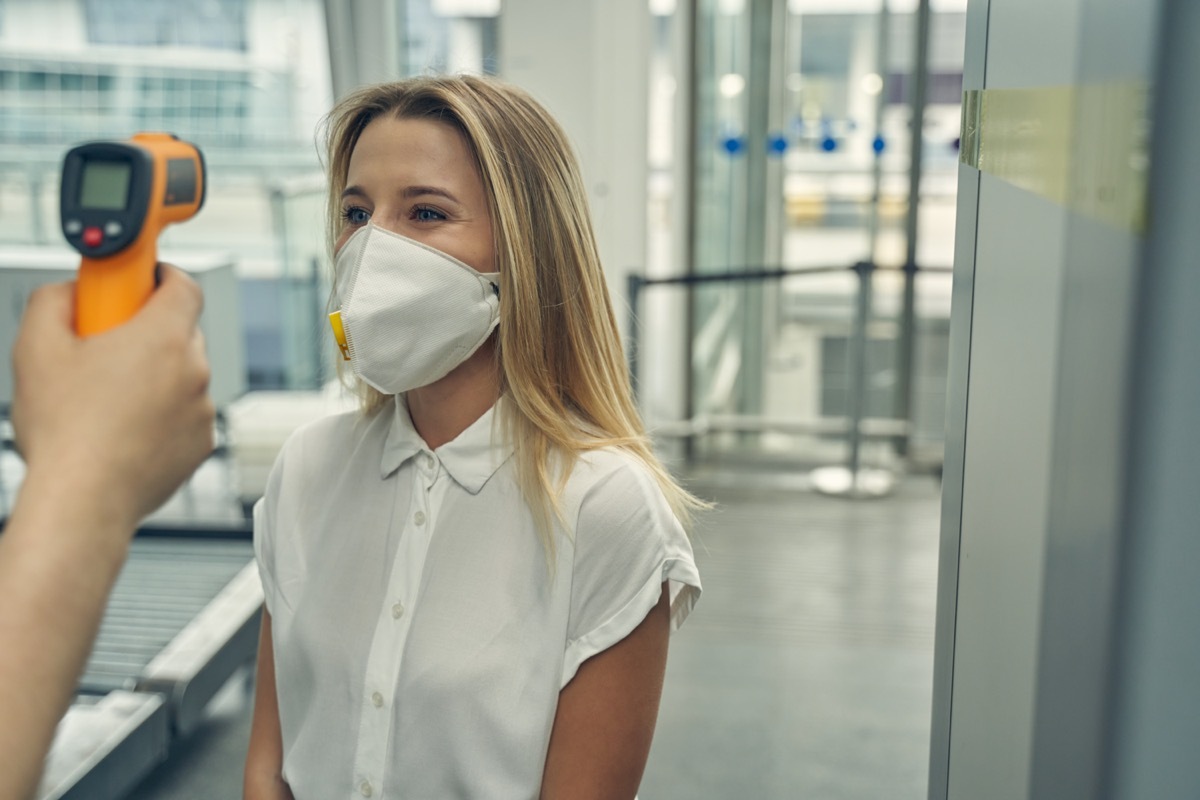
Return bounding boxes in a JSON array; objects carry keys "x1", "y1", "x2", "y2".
[
  {"x1": 689, "y1": 0, "x2": 779, "y2": 459},
  {"x1": 687, "y1": 0, "x2": 966, "y2": 472}
]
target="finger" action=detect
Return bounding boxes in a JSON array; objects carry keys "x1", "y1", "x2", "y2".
[
  {"x1": 21, "y1": 281, "x2": 77, "y2": 332},
  {"x1": 142, "y1": 263, "x2": 204, "y2": 327},
  {"x1": 13, "y1": 281, "x2": 77, "y2": 356},
  {"x1": 190, "y1": 328, "x2": 212, "y2": 394}
]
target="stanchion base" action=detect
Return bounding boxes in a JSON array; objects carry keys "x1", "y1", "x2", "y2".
[{"x1": 809, "y1": 466, "x2": 896, "y2": 499}]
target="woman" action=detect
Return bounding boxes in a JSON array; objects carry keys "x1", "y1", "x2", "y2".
[{"x1": 244, "y1": 75, "x2": 703, "y2": 800}]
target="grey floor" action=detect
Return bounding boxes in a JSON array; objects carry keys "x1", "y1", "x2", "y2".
[{"x1": 113, "y1": 469, "x2": 942, "y2": 800}]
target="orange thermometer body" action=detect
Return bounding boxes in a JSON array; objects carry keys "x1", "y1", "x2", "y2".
[{"x1": 61, "y1": 133, "x2": 206, "y2": 336}]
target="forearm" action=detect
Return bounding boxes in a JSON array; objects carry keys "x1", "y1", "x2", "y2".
[
  {"x1": 244, "y1": 770, "x2": 297, "y2": 800},
  {"x1": 0, "y1": 470, "x2": 135, "y2": 800},
  {"x1": 540, "y1": 585, "x2": 670, "y2": 800},
  {"x1": 244, "y1": 612, "x2": 293, "y2": 800}
]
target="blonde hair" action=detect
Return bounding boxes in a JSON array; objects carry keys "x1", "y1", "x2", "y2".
[{"x1": 321, "y1": 75, "x2": 706, "y2": 555}]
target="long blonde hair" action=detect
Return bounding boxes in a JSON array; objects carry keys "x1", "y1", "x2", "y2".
[{"x1": 321, "y1": 75, "x2": 705, "y2": 554}]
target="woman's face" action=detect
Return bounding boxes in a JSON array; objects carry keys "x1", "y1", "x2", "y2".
[{"x1": 335, "y1": 115, "x2": 495, "y2": 275}]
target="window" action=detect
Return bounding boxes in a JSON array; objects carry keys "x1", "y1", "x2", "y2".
[
  {"x1": 84, "y1": 0, "x2": 248, "y2": 51},
  {"x1": 401, "y1": 0, "x2": 501, "y2": 76}
]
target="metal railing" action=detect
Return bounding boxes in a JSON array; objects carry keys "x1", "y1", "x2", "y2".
[{"x1": 627, "y1": 260, "x2": 952, "y2": 496}]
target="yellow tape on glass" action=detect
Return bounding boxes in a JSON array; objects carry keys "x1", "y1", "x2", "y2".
[{"x1": 960, "y1": 83, "x2": 1151, "y2": 234}]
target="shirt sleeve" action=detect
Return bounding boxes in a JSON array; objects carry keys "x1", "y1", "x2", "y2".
[
  {"x1": 252, "y1": 441, "x2": 290, "y2": 619},
  {"x1": 561, "y1": 455, "x2": 702, "y2": 687}
]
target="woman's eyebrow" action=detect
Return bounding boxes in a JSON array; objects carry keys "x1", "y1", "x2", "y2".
[
  {"x1": 400, "y1": 185, "x2": 461, "y2": 203},
  {"x1": 341, "y1": 185, "x2": 369, "y2": 200}
]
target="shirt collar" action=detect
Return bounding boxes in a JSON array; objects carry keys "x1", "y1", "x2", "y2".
[{"x1": 380, "y1": 395, "x2": 513, "y2": 494}]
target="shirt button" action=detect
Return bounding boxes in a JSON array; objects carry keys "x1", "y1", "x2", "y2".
[
  {"x1": 414, "y1": 510, "x2": 426, "y2": 526},
  {"x1": 360, "y1": 781, "x2": 373, "y2": 797},
  {"x1": 372, "y1": 691, "x2": 384, "y2": 708},
  {"x1": 392, "y1": 602, "x2": 405, "y2": 619},
  {"x1": 423, "y1": 453, "x2": 435, "y2": 469}
]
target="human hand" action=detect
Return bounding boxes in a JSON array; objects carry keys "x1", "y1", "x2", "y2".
[{"x1": 11, "y1": 264, "x2": 216, "y2": 531}]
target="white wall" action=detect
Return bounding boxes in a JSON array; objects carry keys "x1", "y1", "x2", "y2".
[
  {"x1": 497, "y1": 0, "x2": 701, "y2": 443},
  {"x1": 248, "y1": 0, "x2": 334, "y2": 141},
  {"x1": 498, "y1": 0, "x2": 651, "y2": 348}
]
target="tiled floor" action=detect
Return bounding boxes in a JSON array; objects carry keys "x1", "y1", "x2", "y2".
[
  {"x1": 110, "y1": 468, "x2": 943, "y2": 800},
  {"x1": 641, "y1": 475, "x2": 941, "y2": 800}
]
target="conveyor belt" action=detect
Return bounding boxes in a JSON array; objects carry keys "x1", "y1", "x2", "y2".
[
  {"x1": 37, "y1": 691, "x2": 168, "y2": 800},
  {"x1": 82, "y1": 538, "x2": 254, "y2": 693},
  {"x1": 33, "y1": 529, "x2": 263, "y2": 800}
]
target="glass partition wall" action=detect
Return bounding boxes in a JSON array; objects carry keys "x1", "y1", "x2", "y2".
[{"x1": 674, "y1": 0, "x2": 964, "y2": 475}]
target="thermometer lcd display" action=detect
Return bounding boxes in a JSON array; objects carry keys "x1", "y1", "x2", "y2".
[{"x1": 78, "y1": 160, "x2": 132, "y2": 211}]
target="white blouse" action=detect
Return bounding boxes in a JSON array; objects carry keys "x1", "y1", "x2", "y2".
[{"x1": 253, "y1": 396, "x2": 701, "y2": 799}]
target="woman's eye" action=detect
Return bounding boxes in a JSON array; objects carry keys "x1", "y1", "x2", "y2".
[
  {"x1": 342, "y1": 206, "x2": 371, "y2": 226},
  {"x1": 413, "y1": 206, "x2": 446, "y2": 222}
]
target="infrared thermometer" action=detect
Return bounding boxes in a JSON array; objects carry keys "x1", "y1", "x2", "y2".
[{"x1": 60, "y1": 132, "x2": 206, "y2": 336}]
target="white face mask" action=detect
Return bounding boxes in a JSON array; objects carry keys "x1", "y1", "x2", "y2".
[{"x1": 328, "y1": 223, "x2": 500, "y2": 394}]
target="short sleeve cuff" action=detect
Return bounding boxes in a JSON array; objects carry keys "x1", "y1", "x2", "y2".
[
  {"x1": 560, "y1": 556, "x2": 701, "y2": 688},
  {"x1": 252, "y1": 496, "x2": 279, "y2": 617}
]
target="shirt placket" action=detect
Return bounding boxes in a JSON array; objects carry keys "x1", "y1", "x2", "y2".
[{"x1": 351, "y1": 449, "x2": 440, "y2": 799}]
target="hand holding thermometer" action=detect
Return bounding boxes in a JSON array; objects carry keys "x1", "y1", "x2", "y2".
[{"x1": 60, "y1": 133, "x2": 206, "y2": 336}]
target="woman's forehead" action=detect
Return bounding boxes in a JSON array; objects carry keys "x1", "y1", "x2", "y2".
[
  {"x1": 348, "y1": 116, "x2": 477, "y2": 188},
  {"x1": 349, "y1": 116, "x2": 474, "y2": 176}
]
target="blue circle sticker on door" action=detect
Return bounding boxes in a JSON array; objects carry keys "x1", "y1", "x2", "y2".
[{"x1": 721, "y1": 135, "x2": 746, "y2": 156}]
